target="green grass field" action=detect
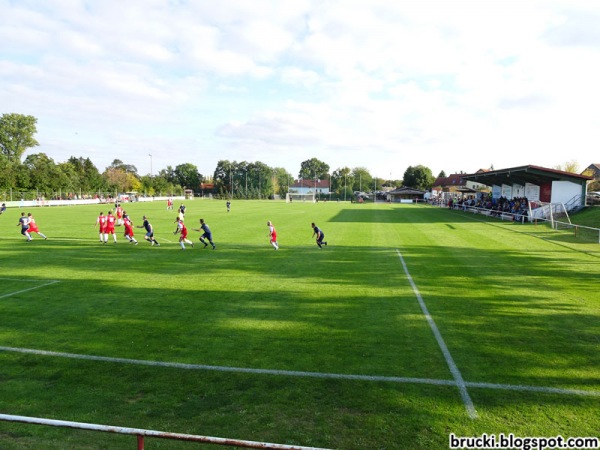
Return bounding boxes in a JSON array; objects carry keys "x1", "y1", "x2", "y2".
[{"x1": 0, "y1": 200, "x2": 599, "y2": 449}]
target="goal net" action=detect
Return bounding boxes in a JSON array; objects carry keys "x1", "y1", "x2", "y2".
[
  {"x1": 528, "y1": 201, "x2": 570, "y2": 227},
  {"x1": 286, "y1": 192, "x2": 316, "y2": 203}
]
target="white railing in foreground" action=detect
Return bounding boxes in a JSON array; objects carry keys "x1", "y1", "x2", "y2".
[{"x1": 0, "y1": 414, "x2": 331, "y2": 450}]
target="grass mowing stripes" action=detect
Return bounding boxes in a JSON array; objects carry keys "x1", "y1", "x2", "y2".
[{"x1": 0, "y1": 200, "x2": 599, "y2": 449}]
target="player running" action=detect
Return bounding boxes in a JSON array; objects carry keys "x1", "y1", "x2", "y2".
[
  {"x1": 267, "y1": 220, "x2": 279, "y2": 250},
  {"x1": 123, "y1": 216, "x2": 138, "y2": 245},
  {"x1": 173, "y1": 217, "x2": 194, "y2": 250},
  {"x1": 17, "y1": 212, "x2": 32, "y2": 242},
  {"x1": 27, "y1": 213, "x2": 48, "y2": 240},
  {"x1": 137, "y1": 215, "x2": 160, "y2": 246},
  {"x1": 311, "y1": 222, "x2": 327, "y2": 249},
  {"x1": 193, "y1": 219, "x2": 216, "y2": 249}
]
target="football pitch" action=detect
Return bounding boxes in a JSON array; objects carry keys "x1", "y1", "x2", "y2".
[{"x1": 0, "y1": 200, "x2": 599, "y2": 449}]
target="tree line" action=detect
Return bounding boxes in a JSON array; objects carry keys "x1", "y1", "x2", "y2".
[{"x1": 1, "y1": 113, "x2": 438, "y2": 200}]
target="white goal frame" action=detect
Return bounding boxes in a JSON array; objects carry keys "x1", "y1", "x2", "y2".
[{"x1": 285, "y1": 192, "x2": 316, "y2": 203}]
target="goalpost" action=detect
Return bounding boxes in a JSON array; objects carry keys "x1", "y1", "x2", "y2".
[
  {"x1": 285, "y1": 192, "x2": 316, "y2": 203},
  {"x1": 528, "y1": 201, "x2": 570, "y2": 228}
]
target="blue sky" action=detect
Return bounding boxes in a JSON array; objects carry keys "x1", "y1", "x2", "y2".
[{"x1": 2, "y1": 0, "x2": 599, "y2": 180}]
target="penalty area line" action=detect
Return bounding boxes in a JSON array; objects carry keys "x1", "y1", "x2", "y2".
[
  {"x1": 0, "y1": 280, "x2": 60, "y2": 300},
  {"x1": 1, "y1": 346, "x2": 598, "y2": 399},
  {"x1": 396, "y1": 249, "x2": 478, "y2": 419},
  {"x1": 0, "y1": 346, "x2": 455, "y2": 387}
]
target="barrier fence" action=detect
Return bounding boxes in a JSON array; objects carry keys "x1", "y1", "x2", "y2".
[
  {"x1": 438, "y1": 203, "x2": 600, "y2": 244},
  {"x1": 0, "y1": 414, "x2": 331, "y2": 450}
]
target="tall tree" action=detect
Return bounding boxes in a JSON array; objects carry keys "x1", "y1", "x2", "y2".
[
  {"x1": 403, "y1": 165, "x2": 434, "y2": 190},
  {"x1": 158, "y1": 166, "x2": 176, "y2": 184},
  {"x1": 273, "y1": 167, "x2": 293, "y2": 197},
  {"x1": 103, "y1": 167, "x2": 128, "y2": 193},
  {"x1": 174, "y1": 163, "x2": 202, "y2": 191},
  {"x1": 213, "y1": 160, "x2": 234, "y2": 194},
  {"x1": 23, "y1": 153, "x2": 60, "y2": 192},
  {"x1": 107, "y1": 159, "x2": 138, "y2": 175},
  {"x1": 331, "y1": 166, "x2": 352, "y2": 196},
  {"x1": 299, "y1": 157, "x2": 330, "y2": 180},
  {"x1": 66, "y1": 156, "x2": 104, "y2": 192},
  {"x1": 351, "y1": 167, "x2": 372, "y2": 192},
  {"x1": 0, "y1": 154, "x2": 17, "y2": 189},
  {"x1": 0, "y1": 113, "x2": 39, "y2": 162}
]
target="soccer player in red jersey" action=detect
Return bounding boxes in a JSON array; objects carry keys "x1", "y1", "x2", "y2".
[
  {"x1": 105, "y1": 210, "x2": 117, "y2": 244},
  {"x1": 115, "y1": 204, "x2": 124, "y2": 226},
  {"x1": 267, "y1": 220, "x2": 279, "y2": 250},
  {"x1": 27, "y1": 213, "x2": 48, "y2": 240},
  {"x1": 96, "y1": 212, "x2": 107, "y2": 243},
  {"x1": 173, "y1": 217, "x2": 193, "y2": 250},
  {"x1": 123, "y1": 216, "x2": 138, "y2": 245}
]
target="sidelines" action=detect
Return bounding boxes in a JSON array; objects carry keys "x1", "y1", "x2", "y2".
[
  {"x1": 396, "y1": 249, "x2": 478, "y2": 419},
  {"x1": 1, "y1": 346, "x2": 598, "y2": 399},
  {"x1": 0, "y1": 280, "x2": 60, "y2": 300}
]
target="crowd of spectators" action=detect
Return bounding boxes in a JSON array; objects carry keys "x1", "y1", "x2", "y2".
[{"x1": 436, "y1": 195, "x2": 530, "y2": 222}]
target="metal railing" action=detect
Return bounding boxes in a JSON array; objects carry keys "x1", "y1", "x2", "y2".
[{"x1": 0, "y1": 414, "x2": 331, "y2": 450}]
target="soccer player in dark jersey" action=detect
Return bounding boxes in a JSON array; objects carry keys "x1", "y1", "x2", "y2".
[
  {"x1": 137, "y1": 215, "x2": 160, "y2": 246},
  {"x1": 193, "y1": 218, "x2": 216, "y2": 249},
  {"x1": 311, "y1": 222, "x2": 327, "y2": 248},
  {"x1": 17, "y1": 212, "x2": 32, "y2": 241},
  {"x1": 0, "y1": 203, "x2": 6, "y2": 215}
]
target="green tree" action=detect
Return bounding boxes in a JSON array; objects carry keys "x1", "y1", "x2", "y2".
[
  {"x1": 107, "y1": 159, "x2": 138, "y2": 175},
  {"x1": 351, "y1": 167, "x2": 372, "y2": 192},
  {"x1": 299, "y1": 157, "x2": 330, "y2": 180},
  {"x1": 213, "y1": 160, "x2": 234, "y2": 196},
  {"x1": 437, "y1": 170, "x2": 447, "y2": 178},
  {"x1": 23, "y1": 153, "x2": 60, "y2": 193},
  {"x1": 0, "y1": 155, "x2": 18, "y2": 189},
  {"x1": 273, "y1": 167, "x2": 293, "y2": 197},
  {"x1": 331, "y1": 167, "x2": 352, "y2": 196},
  {"x1": 65, "y1": 156, "x2": 105, "y2": 192},
  {"x1": 0, "y1": 113, "x2": 39, "y2": 162},
  {"x1": 403, "y1": 165, "x2": 435, "y2": 190},
  {"x1": 174, "y1": 163, "x2": 202, "y2": 191}
]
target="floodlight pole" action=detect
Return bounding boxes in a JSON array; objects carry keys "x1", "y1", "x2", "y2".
[{"x1": 148, "y1": 154, "x2": 152, "y2": 177}]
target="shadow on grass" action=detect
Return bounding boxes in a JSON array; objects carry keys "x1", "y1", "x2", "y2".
[
  {"x1": 329, "y1": 204, "x2": 475, "y2": 224},
  {"x1": 1, "y1": 238, "x2": 599, "y2": 390}
]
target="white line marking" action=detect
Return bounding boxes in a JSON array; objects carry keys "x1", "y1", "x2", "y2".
[
  {"x1": 0, "y1": 346, "x2": 454, "y2": 386},
  {"x1": 0, "y1": 281, "x2": 60, "y2": 299},
  {"x1": 396, "y1": 249, "x2": 478, "y2": 419},
  {"x1": 1, "y1": 346, "x2": 598, "y2": 398},
  {"x1": 465, "y1": 381, "x2": 600, "y2": 397},
  {"x1": 0, "y1": 278, "x2": 55, "y2": 282}
]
